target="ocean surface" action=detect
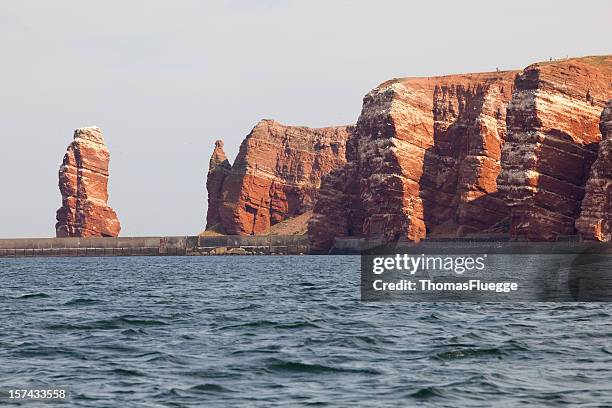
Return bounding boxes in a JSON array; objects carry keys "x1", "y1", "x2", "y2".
[{"x1": 1, "y1": 255, "x2": 612, "y2": 407}]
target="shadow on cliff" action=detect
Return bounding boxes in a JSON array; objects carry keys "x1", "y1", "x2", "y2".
[
  {"x1": 419, "y1": 84, "x2": 510, "y2": 238},
  {"x1": 506, "y1": 128, "x2": 599, "y2": 240}
]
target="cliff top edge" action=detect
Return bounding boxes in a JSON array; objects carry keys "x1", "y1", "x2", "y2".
[{"x1": 378, "y1": 54, "x2": 612, "y2": 90}]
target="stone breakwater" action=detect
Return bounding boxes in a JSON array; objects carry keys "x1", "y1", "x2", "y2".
[
  {"x1": 55, "y1": 127, "x2": 121, "y2": 238},
  {"x1": 0, "y1": 236, "x2": 309, "y2": 258},
  {"x1": 205, "y1": 120, "x2": 353, "y2": 235}
]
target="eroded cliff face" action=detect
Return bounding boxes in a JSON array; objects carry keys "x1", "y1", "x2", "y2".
[
  {"x1": 206, "y1": 56, "x2": 610, "y2": 248},
  {"x1": 309, "y1": 72, "x2": 517, "y2": 251},
  {"x1": 576, "y1": 100, "x2": 612, "y2": 241},
  {"x1": 497, "y1": 57, "x2": 612, "y2": 240},
  {"x1": 308, "y1": 135, "x2": 364, "y2": 251},
  {"x1": 309, "y1": 56, "x2": 612, "y2": 250},
  {"x1": 55, "y1": 127, "x2": 121, "y2": 237},
  {"x1": 205, "y1": 120, "x2": 352, "y2": 235}
]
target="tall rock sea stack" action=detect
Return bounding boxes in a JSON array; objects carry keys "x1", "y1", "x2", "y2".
[
  {"x1": 55, "y1": 127, "x2": 121, "y2": 237},
  {"x1": 205, "y1": 120, "x2": 352, "y2": 235},
  {"x1": 576, "y1": 100, "x2": 612, "y2": 241},
  {"x1": 309, "y1": 71, "x2": 517, "y2": 251},
  {"x1": 497, "y1": 56, "x2": 612, "y2": 240}
]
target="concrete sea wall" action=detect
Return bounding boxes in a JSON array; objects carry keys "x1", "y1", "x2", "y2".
[{"x1": 0, "y1": 236, "x2": 309, "y2": 258}]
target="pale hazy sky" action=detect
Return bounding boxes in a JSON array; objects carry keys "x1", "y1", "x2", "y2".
[{"x1": 1, "y1": 1, "x2": 610, "y2": 237}]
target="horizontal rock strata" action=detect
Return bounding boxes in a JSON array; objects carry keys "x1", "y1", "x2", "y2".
[
  {"x1": 576, "y1": 100, "x2": 612, "y2": 241},
  {"x1": 55, "y1": 127, "x2": 121, "y2": 237},
  {"x1": 204, "y1": 56, "x2": 611, "y2": 249},
  {"x1": 205, "y1": 120, "x2": 353, "y2": 235},
  {"x1": 309, "y1": 71, "x2": 517, "y2": 251},
  {"x1": 309, "y1": 56, "x2": 612, "y2": 250},
  {"x1": 498, "y1": 56, "x2": 612, "y2": 240}
]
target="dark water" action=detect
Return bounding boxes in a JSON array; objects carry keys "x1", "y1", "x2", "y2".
[{"x1": 1, "y1": 256, "x2": 612, "y2": 407}]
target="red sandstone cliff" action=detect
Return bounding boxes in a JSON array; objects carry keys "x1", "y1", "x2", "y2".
[
  {"x1": 309, "y1": 71, "x2": 517, "y2": 251},
  {"x1": 204, "y1": 56, "x2": 610, "y2": 248},
  {"x1": 497, "y1": 56, "x2": 612, "y2": 240},
  {"x1": 205, "y1": 120, "x2": 352, "y2": 235},
  {"x1": 55, "y1": 127, "x2": 121, "y2": 237},
  {"x1": 576, "y1": 100, "x2": 612, "y2": 241},
  {"x1": 309, "y1": 55, "x2": 612, "y2": 251}
]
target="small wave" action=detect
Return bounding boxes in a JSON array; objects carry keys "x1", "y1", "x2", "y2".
[
  {"x1": 345, "y1": 335, "x2": 379, "y2": 345},
  {"x1": 189, "y1": 383, "x2": 234, "y2": 393},
  {"x1": 18, "y1": 293, "x2": 50, "y2": 299},
  {"x1": 44, "y1": 323, "x2": 80, "y2": 330},
  {"x1": 552, "y1": 304, "x2": 589, "y2": 311},
  {"x1": 111, "y1": 367, "x2": 147, "y2": 377},
  {"x1": 503, "y1": 339, "x2": 530, "y2": 351},
  {"x1": 230, "y1": 345, "x2": 282, "y2": 355},
  {"x1": 265, "y1": 359, "x2": 380, "y2": 375},
  {"x1": 434, "y1": 347, "x2": 506, "y2": 361},
  {"x1": 120, "y1": 317, "x2": 169, "y2": 326},
  {"x1": 410, "y1": 386, "x2": 446, "y2": 399},
  {"x1": 228, "y1": 303, "x2": 263, "y2": 312},
  {"x1": 168, "y1": 311, "x2": 195, "y2": 320},
  {"x1": 315, "y1": 334, "x2": 389, "y2": 349},
  {"x1": 15, "y1": 345, "x2": 79, "y2": 358},
  {"x1": 64, "y1": 298, "x2": 101, "y2": 306},
  {"x1": 155, "y1": 388, "x2": 187, "y2": 398},
  {"x1": 121, "y1": 328, "x2": 148, "y2": 336},
  {"x1": 185, "y1": 369, "x2": 243, "y2": 379},
  {"x1": 90, "y1": 317, "x2": 169, "y2": 329},
  {"x1": 266, "y1": 360, "x2": 343, "y2": 373},
  {"x1": 448, "y1": 331, "x2": 486, "y2": 343},
  {"x1": 138, "y1": 351, "x2": 186, "y2": 364},
  {"x1": 419, "y1": 312, "x2": 444, "y2": 321},
  {"x1": 46, "y1": 317, "x2": 167, "y2": 331},
  {"x1": 276, "y1": 321, "x2": 322, "y2": 329},
  {"x1": 95, "y1": 343, "x2": 141, "y2": 353},
  {"x1": 218, "y1": 320, "x2": 277, "y2": 330},
  {"x1": 219, "y1": 320, "x2": 321, "y2": 331},
  {"x1": 574, "y1": 312, "x2": 611, "y2": 320}
]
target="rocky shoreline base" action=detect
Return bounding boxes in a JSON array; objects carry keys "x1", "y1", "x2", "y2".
[
  {"x1": 0, "y1": 236, "x2": 309, "y2": 258},
  {"x1": 1, "y1": 235, "x2": 605, "y2": 258}
]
